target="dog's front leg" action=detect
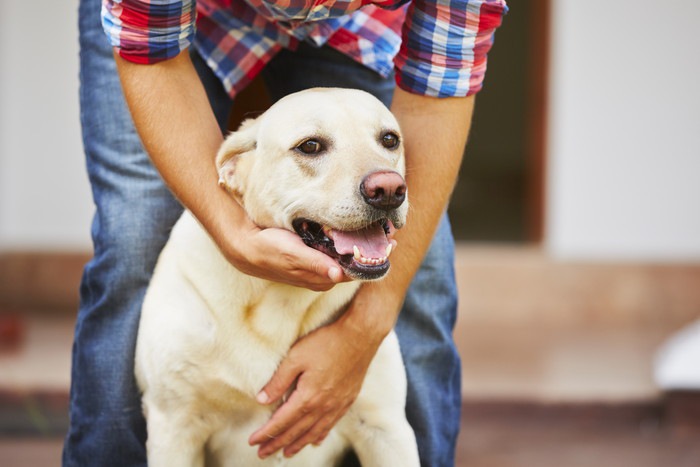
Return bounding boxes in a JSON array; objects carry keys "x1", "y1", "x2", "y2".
[
  {"x1": 348, "y1": 415, "x2": 419, "y2": 467},
  {"x1": 339, "y1": 332, "x2": 420, "y2": 467},
  {"x1": 143, "y1": 400, "x2": 209, "y2": 467}
]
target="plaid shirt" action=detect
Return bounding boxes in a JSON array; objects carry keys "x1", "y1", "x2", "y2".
[{"x1": 102, "y1": 0, "x2": 507, "y2": 98}]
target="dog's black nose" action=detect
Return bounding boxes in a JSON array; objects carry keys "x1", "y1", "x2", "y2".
[{"x1": 360, "y1": 171, "x2": 406, "y2": 211}]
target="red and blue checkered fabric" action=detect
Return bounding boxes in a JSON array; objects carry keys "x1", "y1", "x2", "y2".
[{"x1": 102, "y1": 0, "x2": 507, "y2": 97}]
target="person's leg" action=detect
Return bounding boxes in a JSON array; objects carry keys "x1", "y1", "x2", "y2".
[
  {"x1": 63, "y1": 1, "x2": 183, "y2": 464},
  {"x1": 262, "y1": 43, "x2": 462, "y2": 467},
  {"x1": 63, "y1": 1, "x2": 232, "y2": 465},
  {"x1": 394, "y1": 216, "x2": 461, "y2": 467}
]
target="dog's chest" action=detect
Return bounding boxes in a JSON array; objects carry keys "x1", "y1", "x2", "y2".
[
  {"x1": 202, "y1": 282, "x2": 358, "y2": 397},
  {"x1": 229, "y1": 281, "x2": 359, "y2": 351}
]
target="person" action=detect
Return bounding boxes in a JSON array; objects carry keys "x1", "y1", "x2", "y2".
[{"x1": 63, "y1": 0, "x2": 507, "y2": 465}]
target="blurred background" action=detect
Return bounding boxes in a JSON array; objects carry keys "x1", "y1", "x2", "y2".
[{"x1": 1, "y1": 0, "x2": 699, "y2": 465}]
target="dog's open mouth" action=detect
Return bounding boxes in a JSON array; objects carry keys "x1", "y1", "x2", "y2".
[{"x1": 292, "y1": 218, "x2": 396, "y2": 280}]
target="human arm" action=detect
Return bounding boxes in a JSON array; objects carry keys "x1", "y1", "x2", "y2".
[
  {"x1": 113, "y1": 50, "x2": 345, "y2": 289},
  {"x1": 248, "y1": 86, "x2": 475, "y2": 458}
]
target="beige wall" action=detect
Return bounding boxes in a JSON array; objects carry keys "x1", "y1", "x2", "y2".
[
  {"x1": 0, "y1": 0, "x2": 92, "y2": 251},
  {"x1": 546, "y1": 0, "x2": 700, "y2": 260}
]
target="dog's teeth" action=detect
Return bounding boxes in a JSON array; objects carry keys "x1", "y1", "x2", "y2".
[
  {"x1": 385, "y1": 244, "x2": 393, "y2": 257},
  {"x1": 323, "y1": 226, "x2": 334, "y2": 239},
  {"x1": 353, "y1": 247, "x2": 390, "y2": 266},
  {"x1": 359, "y1": 257, "x2": 386, "y2": 266}
]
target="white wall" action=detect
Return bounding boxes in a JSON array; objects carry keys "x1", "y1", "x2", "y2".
[
  {"x1": 546, "y1": 0, "x2": 700, "y2": 261},
  {"x1": 0, "y1": 0, "x2": 93, "y2": 251}
]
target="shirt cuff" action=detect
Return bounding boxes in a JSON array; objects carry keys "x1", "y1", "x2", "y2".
[
  {"x1": 395, "y1": 0, "x2": 507, "y2": 97},
  {"x1": 101, "y1": 0, "x2": 196, "y2": 64}
]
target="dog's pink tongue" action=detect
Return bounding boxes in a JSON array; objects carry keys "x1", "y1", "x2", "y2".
[{"x1": 333, "y1": 223, "x2": 389, "y2": 259}]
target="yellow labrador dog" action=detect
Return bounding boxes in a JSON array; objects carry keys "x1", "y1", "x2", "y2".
[{"x1": 135, "y1": 88, "x2": 420, "y2": 466}]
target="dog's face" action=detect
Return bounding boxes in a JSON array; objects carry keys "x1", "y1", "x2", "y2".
[{"x1": 217, "y1": 88, "x2": 408, "y2": 280}]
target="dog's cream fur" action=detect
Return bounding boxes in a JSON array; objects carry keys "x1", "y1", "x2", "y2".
[{"x1": 136, "y1": 88, "x2": 419, "y2": 466}]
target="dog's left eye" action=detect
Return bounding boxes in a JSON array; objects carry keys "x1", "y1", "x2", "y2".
[
  {"x1": 381, "y1": 132, "x2": 400, "y2": 150},
  {"x1": 296, "y1": 139, "x2": 324, "y2": 155}
]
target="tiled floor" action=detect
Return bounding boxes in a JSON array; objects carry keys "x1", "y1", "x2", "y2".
[
  {"x1": 0, "y1": 438, "x2": 63, "y2": 467},
  {"x1": 456, "y1": 402, "x2": 700, "y2": 467},
  {"x1": 3, "y1": 403, "x2": 700, "y2": 467},
  {"x1": 0, "y1": 314, "x2": 72, "y2": 392}
]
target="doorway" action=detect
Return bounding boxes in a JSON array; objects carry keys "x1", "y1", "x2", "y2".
[{"x1": 448, "y1": 0, "x2": 548, "y2": 243}]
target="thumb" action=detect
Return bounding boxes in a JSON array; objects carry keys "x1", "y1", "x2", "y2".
[
  {"x1": 303, "y1": 249, "x2": 344, "y2": 283},
  {"x1": 256, "y1": 358, "x2": 301, "y2": 405}
]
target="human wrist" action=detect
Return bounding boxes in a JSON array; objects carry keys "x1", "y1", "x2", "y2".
[
  {"x1": 340, "y1": 283, "x2": 405, "y2": 345},
  {"x1": 196, "y1": 189, "x2": 257, "y2": 265}
]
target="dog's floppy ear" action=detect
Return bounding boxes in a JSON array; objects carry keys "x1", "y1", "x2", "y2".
[{"x1": 216, "y1": 118, "x2": 258, "y2": 196}]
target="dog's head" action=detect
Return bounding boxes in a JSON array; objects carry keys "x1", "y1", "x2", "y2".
[{"x1": 216, "y1": 88, "x2": 408, "y2": 281}]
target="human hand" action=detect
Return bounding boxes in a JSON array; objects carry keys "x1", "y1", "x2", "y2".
[
  {"x1": 247, "y1": 314, "x2": 384, "y2": 458},
  {"x1": 217, "y1": 218, "x2": 350, "y2": 292}
]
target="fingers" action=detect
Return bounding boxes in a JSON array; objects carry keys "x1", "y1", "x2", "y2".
[
  {"x1": 249, "y1": 321, "x2": 374, "y2": 459},
  {"x1": 251, "y1": 400, "x2": 318, "y2": 458},
  {"x1": 250, "y1": 388, "x2": 349, "y2": 459},
  {"x1": 255, "y1": 354, "x2": 301, "y2": 406},
  {"x1": 327, "y1": 265, "x2": 344, "y2": 283},
  {"x1": 281, "y1": 411, "x2": 339, "y2": 457},
  {"x1": 212, "y1": 209, "x2": 352, "y2": 290},
  {"x1": 262, "y1": 414, "x2": 336, "y2": 458},
  {"x1": 246, "y1": 228, "x2": 349, "y2": 290}
]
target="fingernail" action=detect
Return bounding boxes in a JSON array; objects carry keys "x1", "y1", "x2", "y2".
[
  {"x1": 256, "y1": 390, "x2": 269, "y2": 404},
  {"x1": 328, "y1": 267, "x2": 342, "y2": 282}
]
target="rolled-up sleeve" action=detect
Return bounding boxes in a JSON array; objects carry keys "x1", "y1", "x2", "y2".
[
  {"x1": 394, "y1": 0, "x2": 507, "y2": 97},
  {"x1": 101, "y1": 0, "x2": 196, "y2": 64}
]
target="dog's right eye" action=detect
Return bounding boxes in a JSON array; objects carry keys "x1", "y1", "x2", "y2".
[
  {"x1": 296, "y1": 139, "x2": 324, "y2": 155},
  {"x1": 381, "y1": 132, "x2": 400, "y2": 150}
]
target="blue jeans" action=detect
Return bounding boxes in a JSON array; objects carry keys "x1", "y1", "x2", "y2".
[{"x1": 64, "y1": 0, "x2": 461, "y2": 465}]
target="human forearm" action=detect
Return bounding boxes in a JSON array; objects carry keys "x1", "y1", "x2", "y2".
[
  {"x1": 114, "y1": 51, "x2": 237, "y2": 241},
  {"x1": 345, "y1": 87, "x2": 476, "y2": 337}
]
